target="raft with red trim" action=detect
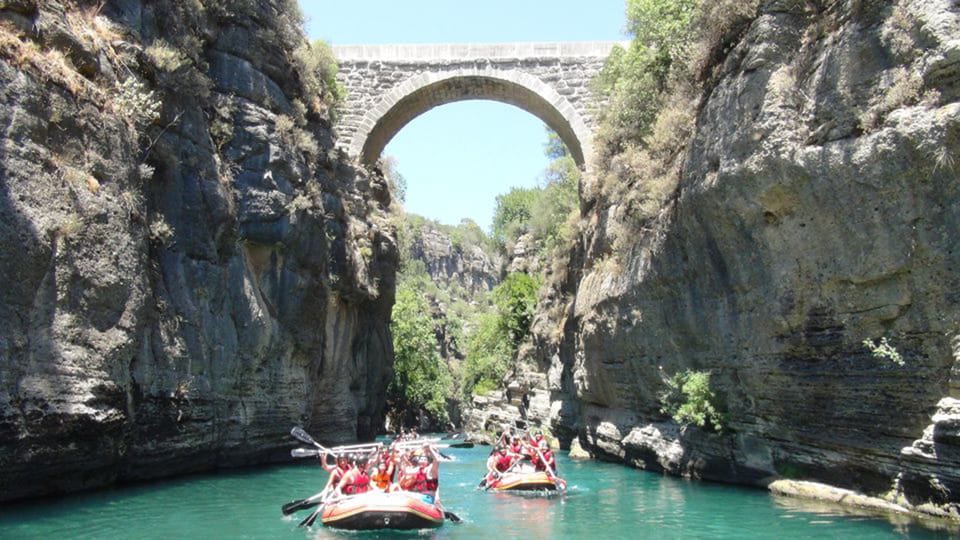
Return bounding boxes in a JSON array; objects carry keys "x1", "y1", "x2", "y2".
[
  {"x1": 487, "y1": 470, "x2": 561, "y2": 491},
  {"x1": 320, "y1": 491, "x2": 444, "y2": 530}
]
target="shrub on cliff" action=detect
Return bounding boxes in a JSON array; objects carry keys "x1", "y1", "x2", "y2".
[
  {"x1": 492, "y1": 272, "x2": 541, "y2": 346},
  {"x1": 389, "y1": 285, "x2": 453, "y2": 422},
  {"x1": 461, "y1": 312, "x2": 514, "y2": 397},
  {"x1": 293, "y1": 39, "x2": 345, "y2": 115},
  {"x1": 658, "y1": 369, "x2": 724, "y2": 431},
  {"x1": 491, "y1": 128, "x2": 580, "y2": 256},
  {"x1": 460, "y1": 272, "x2": 540, "y2": 396}
]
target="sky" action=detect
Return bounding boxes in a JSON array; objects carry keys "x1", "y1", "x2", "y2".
[{"x1": 299, "y1": 1, "x2": 628, "y2": 230}]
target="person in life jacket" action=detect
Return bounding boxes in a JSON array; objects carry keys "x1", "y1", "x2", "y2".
[
  {"x1": 371, "y1": 453, "x2": 395, "y2": 491},
  {"x1": 402, "y1": 445, "x2": 439, "y2": 495},
  {"x1": 321, "y1": 453, "x2": 351, "y2": 493},
  {"x1": 488, "y1": 445, "x2": 516, "y2": 475},
  {"x1": 337, "y1": 456, "x2": 372, "y2": 496},
  {"x1": 534, "y1": 441, "x2": 556, "y2": 473}
]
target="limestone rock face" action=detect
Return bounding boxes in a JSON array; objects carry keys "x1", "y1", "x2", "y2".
[
  {"x1": 519, "y1": 0, "x2": 960, "y2": 512},
  {"x1": 407, "y1": 219, "x2": 503, "y2": 296},
  {"x1": 0, "y1": 1, "x2": 396, "y2": 501}
]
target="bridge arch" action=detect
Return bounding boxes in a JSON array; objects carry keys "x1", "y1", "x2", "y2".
[{"x1": 347, "y1": 69, "x2": 594, "y2": 170}]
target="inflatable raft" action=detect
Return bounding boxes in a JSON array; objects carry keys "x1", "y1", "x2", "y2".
[
  {"x1": 320, "y1": 491, "x2": 444, "y2": 530},
  {"x1": 487, "y1": 470, "x2": 563, "y2": 491}
]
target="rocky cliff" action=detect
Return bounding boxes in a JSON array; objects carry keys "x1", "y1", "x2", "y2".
[
  {"x1": 405, "y1": 217, "x2": 503, "y2": 297},
  {"x1": 0, "y1": 0, "x2": 396, "y2": 501},
  {"x1": 504, "y1": 0, "x2": 960, "y2": 516}
]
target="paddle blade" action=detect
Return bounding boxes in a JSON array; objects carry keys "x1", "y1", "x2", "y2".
[
  {"x1": 449, "y1": 442, "x2": 474, "y2": 449},
  {"x1": 444, "y1": 510, "x2": 463, "y2": 523},
  {"x1": 291, "y1": 447, "x2": 319, "y2": 458},
  {"x1": 282, "y1": 498, "x2": 312, "y2": 515},
  {"x1": 299, "y1": 506, "x2": 322, "y2": 528},
  {"x1": 290, "y1": 426, "x2": 318, "y2": 447}
]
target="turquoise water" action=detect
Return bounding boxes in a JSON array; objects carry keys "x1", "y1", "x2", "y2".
[{"x1": 1, "y1": 441, "x2": 956, "y2": 539}]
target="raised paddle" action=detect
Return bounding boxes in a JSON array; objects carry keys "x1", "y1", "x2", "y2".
[
  {"x1": 291, "y1": 447, "x2": 320, "y2": 458},
  {"x1": 290, "y1": 426, "x2": 323, "y2": 449}
]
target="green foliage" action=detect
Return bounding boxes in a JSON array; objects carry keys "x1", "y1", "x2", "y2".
[
  {"x1": 458, "y1": 272, "x2": 539, "y2": 397},
  {"x1": 448, "y1": 218, "x2": 490, "y2": 252},
  {"x1": 381, "y1": 156, "x2": 407, "y2": 203},
  {"x1": 490, "y1": 128, "x2": 581, "y2": 255},
  {"x1": 862, "y1": 337, "x2": 905, "y2": 366},
  {"x1": 293, "y1": 39, "x2": 345, "y2": 114},
  {"x1": 595, "y1": 0, "x2": 759, "y2": 155},
  {"x1": 543, "y1": 129, "x2": 568, "y2": 160},
  {"x1": 389, "y1": 285, "x2": 452, "y2": 421},
  {"x1": 461, "y1": 312, "x2": 514, "y2": 397},
  {"x1": 658, "y1": 369, "x2": 723, "y2": 431},
  {"x1": 491, "y1": 272, "x2": 541, "y2": 346},
  {"x1": 531, "y1": 155, "x2": 580, "y2": 254},
  {"x1": 491, "y1": 187, "x2": 538, "y2": 246}
]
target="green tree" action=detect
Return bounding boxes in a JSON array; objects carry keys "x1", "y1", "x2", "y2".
[
  {"x1": 658, "y1": 369, "x2": 723, "y2": 431},
  {"x1": 491, "y1": 272, "x2": 541, "y2": 346},
  {"x1": 543, "y1": 129, "x2": 568, "y2": 160},
  {"x1": 491, "y1": 187, "x2": 539, "y2": 246},
  {"x1": 531, "y1": 154, "x2": 580, "y2": 254},
  {"x1": 461, "y1": 312, "x2": 513, "y2": 397},
  {"x1": 389, "y1": 285, "x2": 452, "y2": 421},
  {"x1": 380, "y1": 155, "x2": 407, "y2": 203}
]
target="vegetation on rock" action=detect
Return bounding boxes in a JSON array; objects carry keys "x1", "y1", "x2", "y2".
[
  {"x1": 658, "y1": 369, "x2": 724, "y2": 432},
  {"x1": 389, "y1": 284, "x2": 453, "y2": 424}
]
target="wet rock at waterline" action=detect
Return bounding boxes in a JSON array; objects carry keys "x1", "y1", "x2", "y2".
[{"x1": 0, "y1": 0, "x2": 396, "y2": 501}]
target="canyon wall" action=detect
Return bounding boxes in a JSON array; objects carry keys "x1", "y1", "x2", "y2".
[
  {"x1": 519, "y1": 0, "x2": 960, "y2": 514},
  {"x1": 0, "y1": 0, "x2": 396, "y2": 501}
]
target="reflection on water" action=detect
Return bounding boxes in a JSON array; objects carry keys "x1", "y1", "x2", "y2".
[{"x1": 0, "y1": 441, "x2": 957, "y2": 539}]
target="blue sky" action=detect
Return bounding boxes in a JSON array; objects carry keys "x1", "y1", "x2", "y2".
[{"x1": 299, "y1": 1, "x2": 627, "y2": 230}]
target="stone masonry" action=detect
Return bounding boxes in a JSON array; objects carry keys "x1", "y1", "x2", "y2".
[{"x1": 332, "y1": 42, "x2": 624, "y2": 171}]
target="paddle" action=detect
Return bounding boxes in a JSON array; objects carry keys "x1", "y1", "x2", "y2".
[
  {"x1": 291, "y1": 426, "x2": 323, "y2": 449},
  {"x1": 291, "y1": 447, "x2": 320, "y2": 458},
  {"x1": 298, "y1": 490, "x2": 339, "y2": 528},
  {"x1": 533, "y1": 446, "x2": 566, "y2": 491},
  {"x1": 298, "y1": 506, "x2": 322, "y2": 528},
  {"x1": 434, "y1": 486, "x2": 462, "y2": 524},
  {"x1": 281, "y1": 487, "x2": 328, "y2": 515},
  {"x1": 444, "y1": 510, "x2": 463, "y2": 523}
]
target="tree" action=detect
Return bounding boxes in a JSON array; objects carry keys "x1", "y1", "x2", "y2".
[
  {"x1": 491, "y1": 187, "x2": 539, "y2": 246},
  {"x1": 380, "y1": 155, "x2": 407, "y2": 203},
  {"x1": 461, "y1": 312, "x2": 513, "y2": 397},
  {"x1": 543, "y1": 128, "x2": 568, "y2": 160},
  {"x1": 389, "y1": 285, "x2": 452, "y2": 422},
  {"x1": 491, "y1": 272, "x2": 540, "y2": 346}
]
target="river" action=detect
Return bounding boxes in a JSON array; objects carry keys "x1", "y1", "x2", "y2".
[{"x1": 1, "y1": 440, "x2": 956, "y2": 539}]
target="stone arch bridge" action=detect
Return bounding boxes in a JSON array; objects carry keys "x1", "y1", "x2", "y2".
[{"x1": 332, "y1": 42, "x2": 622, "y2": 171}]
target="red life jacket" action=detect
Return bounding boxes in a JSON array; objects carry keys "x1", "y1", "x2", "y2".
[
  {"x1": 410, "y1": 469, "x2": 430, "y2": 493},
  {"x1": 344, "y1": 469, "x2": 370, "y2": 495},
  {"x1": 495, "y1": 453, "x2": 513, "y2": 472}
]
